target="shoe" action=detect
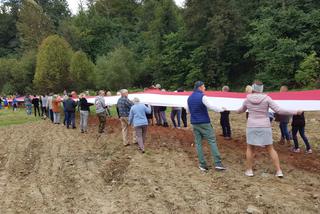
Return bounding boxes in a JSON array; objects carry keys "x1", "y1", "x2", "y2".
[
  {"x1": 306, "y1": 149, "x2": 312, "y2": 154},
  {"x1": 275, "y1": 171, "x2": 284, "y2": 178},
  {"x1": 215, "y1": 163, "x2": 226, "y2": 171},
  {"x1": 163, "y1": 122, "x2": 169, "y2": 127},
  {"x1": 279, "y1": 139, "x2": 285, "y2": 145},
  {"x1": 81, "y1": 130, "x2": 84, "y2": 133},
  {"x1": 245, "y1": 170, "x2": 254, "y2": 177},
  {"x1": 124, "y1": 144, "x2": 130, "y2": 147},
  {"x1": 292, "y1": 148, "x2": 300, "y2": 153},
  {"x1": 224, "y1": 137, "x2": 232, "y2": 140},
  {"x1": 199, "y1": 166, "x2": 208, "y2": 172}
]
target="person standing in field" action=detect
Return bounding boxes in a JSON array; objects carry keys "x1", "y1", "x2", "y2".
[
  {"x1": 79, "y1": 93, "x2": 93, "y2": 133},
  {"x1": 177, "y1": 88, "x2": 188, "y2": 128},
  {"x1": 32, "y1": 95, "x2": 40, "y2": 117},
  {"x1": 129, "y1": 97, "x2": 151, "y2": 153},
  {"x1": 46, "y1": 93, "x2": 54, "y2": 122},
  {"x1": 41, "y1": 94, "x2": 48, "y2": 118},
  {"x1": 237, "y1": 80, "x2": 301, "y2": 178},
  {"x1": 291, "y1": 112, "x2": 312, "y2": 154},
  {"x1": 65, "y1": 94, "x2": 77, "y2": 129},
  {"x1": 117, "y1": 89, "x2": 136, "y2": 146},
  {"x1": 220, "y1": 86, "x2": 232, "y2": 140},
  {"x1": 52, "y1": 95, "x2": 62, "y2": 124},
  {"x1": 24, "y1": 95, "x2": 32, "y2": 115},
  {"x1": 95, "y1": 90, "x2": 107, "y2": 133},
  {"x1": 187, "y1": 81, "x2": 226, "y2": 172}
]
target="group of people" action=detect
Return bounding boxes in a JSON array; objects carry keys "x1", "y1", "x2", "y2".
[
  {"x1": 0, "y1": 96, "x2": 18, "y2": 111},
  {"x1": 187, "y1": 80, "x2": 311, "y2": 178},
  {"x1": 3, "y1": 80, "x2": 313, "y2": 178}
]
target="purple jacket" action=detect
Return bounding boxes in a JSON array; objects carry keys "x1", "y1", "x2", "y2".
[{"x1": 237, "y1": 93, "x2": 297, "y2": 128}]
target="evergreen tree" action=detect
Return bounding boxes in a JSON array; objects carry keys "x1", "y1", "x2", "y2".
[{"x1": 34, "y1": 35, "x2": 73, "y2": 93}]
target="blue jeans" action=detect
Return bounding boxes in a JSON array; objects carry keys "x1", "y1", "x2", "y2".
[
  {"x1": 279, "y1": 122, "x2": 290, "y2": 140},
  {"x1": 292, "y1": 126, "x2": 311, "y2": 150},
  {"x1": 170, "y1": 109, "x2": 181, "y2": 127},
  {"x1": 192, "y1": 123, "x2": 222, "y2": 167},
  {"x1": 66, "y1": 111, "x2": 75, "y2": 128}
]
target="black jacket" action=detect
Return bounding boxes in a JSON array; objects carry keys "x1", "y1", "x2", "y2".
[
  {"x1": 292, "y1": 112, "x2": 305, "y2": 127},
  {"x1": 79, "y1": 98, "x2": 93, "y2": 111}
]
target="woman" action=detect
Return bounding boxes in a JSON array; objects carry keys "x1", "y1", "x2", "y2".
[
  {"x1": 79, "y1": 93, "x2": 93, "y2": 133},
  {"x1": 237, "y1": 81, "x2": 301, "y2": 178},
  {"x1": 291, "y1": 112, "x2": 312, "y2": 154},
  {"x1": 52, "y1": 95, "x2": 62, "y2": 124},
  {"x1": 129, "y1": 97, "x2": 151, "y2": 153}
]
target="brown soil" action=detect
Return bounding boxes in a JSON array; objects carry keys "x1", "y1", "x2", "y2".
[{"x1": 0, "y1": 112, "x2": 319, "y2": 213}]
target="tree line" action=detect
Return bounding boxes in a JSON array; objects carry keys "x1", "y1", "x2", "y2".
[{"x1": 1, "y1": 0, "x2": 320, "y2": 95}]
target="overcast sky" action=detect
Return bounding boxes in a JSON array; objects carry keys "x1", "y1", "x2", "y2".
[{"x1": 67, "y1": 0, "x2": 186, "y2": 14}]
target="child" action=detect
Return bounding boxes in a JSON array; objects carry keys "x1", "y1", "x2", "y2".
[{"x1": 291, "y1": 112, "x2": 312, "y2": 154}]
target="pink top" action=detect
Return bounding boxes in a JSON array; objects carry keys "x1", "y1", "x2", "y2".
[{"x1": 237, "y1": 93, "x2": 297, "y2": 128}]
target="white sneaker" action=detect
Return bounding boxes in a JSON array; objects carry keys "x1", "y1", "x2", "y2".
[
  {"x1": 275, "y1": 171, "x2": 284, "y2": 178},
  {"x1": 306, "y1": 149, "x2": 312, "y2": 154},
  {"x1": 245, "y1": 170, "x2": 254, "y2": 177}
]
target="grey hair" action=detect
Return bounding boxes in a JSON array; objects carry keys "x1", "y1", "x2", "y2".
[
  {"x1": 120, "y1": 89, "x2": 128, "y2": 95},
  {"x1": 132, "y1": 97, "x2": 140, "y2": 103},
  {"x1": 222, "y1": 85, "x2": 230, "y2": 92}
]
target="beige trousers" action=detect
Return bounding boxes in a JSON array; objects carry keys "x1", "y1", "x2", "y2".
[{"x1": 120, "y1": 117, "x2": 136, "y2": 145}]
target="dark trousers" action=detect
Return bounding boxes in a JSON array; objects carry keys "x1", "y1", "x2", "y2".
[
  {"x1": 181, "y1": 108, "x2": 187, "y2": 127},
  {"x1": 49, "y1": 109, "x2": 54, "y2": 122},
  {"x1": 63, "y1": 110, "x2": 68, "y2": 125},
  {"x1": 170, "y1": 109, "x2": 181, "y2": 127},
  {"x1": 34, "y1": 105, "x2": 40, "y2": 117},
  {"x1": 220, "y1": 116, "x2": 231, "y2": 137},
  {"x1": 41, "y1": 106, "x2": 47, "y2": 117},
  {"x1": 153, "y1": 106, "x2": 162, "y2": 125},
  {"x1": 292, "y1": 126, "x2": 311, "y2": 150},
  {"x1": 66, "y1": 111, "x2": 75, "y2": 128},
  {"x1": 280, "y1": 122, "x2": 290, "y2": 140}
]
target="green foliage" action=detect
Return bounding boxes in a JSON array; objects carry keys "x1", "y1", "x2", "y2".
[
  {"x1": 34, "y1": 35, "x2": 73, "y2": 93},
  {"x1": 0, "y1": 50, "x2": 36, "y2": 94},
  {"x1": 17, "y1": 0, "x2": 53, "y2": 51},
  {"x1": 95, "y1": 46, "x2": 137, "y2": 90},
  {"x1": 70, "y1": 50, "x2": 95, "y2": 92},
  {"x1": 295, "y1": 52, "x2": 320, "y2": 88},
  {"x1": 0, "y1": 0, "x2": 20, "y2": 57},
  {"x1": 2, "y1": 0, "x2": 320, "y2": 92}
]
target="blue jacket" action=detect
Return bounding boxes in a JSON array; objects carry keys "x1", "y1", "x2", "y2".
[
  {"x1": 129, "y1": 103, "x2": 151, "y2": 127},
  {"x1": 187, "y1": 90, "x2": 210, "y2": 124}
]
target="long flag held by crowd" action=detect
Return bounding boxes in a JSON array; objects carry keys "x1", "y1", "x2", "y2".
[{"x1": 85, "y1": 89, "x2": 320, "y2": 111}]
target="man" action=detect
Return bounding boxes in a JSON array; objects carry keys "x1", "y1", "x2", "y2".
[
  {"x1": 117, "y1": 89, "x2": 135, "y2": 146},
  {"x1": 65, "y1": 94, "x2": 77, "y2": 129},
  {"x1": 220, "y1": 86, "x2": 232, "y2": 140},
  {"x1": 95, "y1": 90, "x2": 107, "y2": 133},
  {"x1": 187, "y1": 81, "x2": 226, "y2": 172},
  {"x1": 32, "y1": 95, "x2": 40, "y2": 117}
]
